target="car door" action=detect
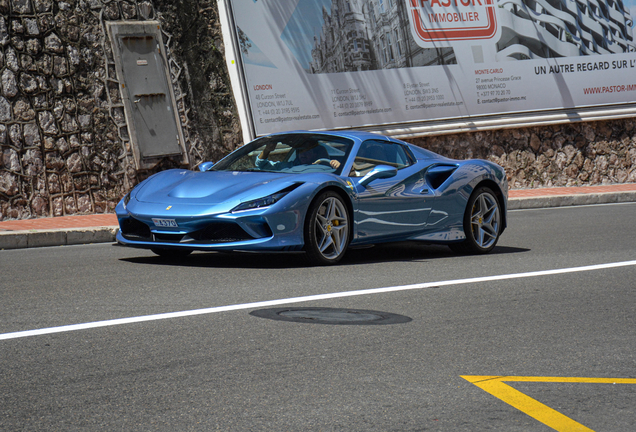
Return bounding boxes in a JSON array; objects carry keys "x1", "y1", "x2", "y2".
[{"x1": 349, "y1": 140, "x2": 431, "y2": 241}]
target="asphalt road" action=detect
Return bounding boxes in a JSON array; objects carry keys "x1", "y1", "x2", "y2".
[{"x1": 1, "y1": 203, "x2": 635, "y2": 431}]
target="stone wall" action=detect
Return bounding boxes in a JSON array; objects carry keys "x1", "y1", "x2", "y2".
[
  {"x1": 151, "y1": 0, "x2": 242, "y2": 162},
  {"x1": 0, "y1": 0, "x2": 242, "y2": 220},
  {"x1": 409, "y1": 118, "x2": 636, "y2": 189}
]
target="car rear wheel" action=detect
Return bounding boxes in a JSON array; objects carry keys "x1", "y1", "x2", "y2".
[
  {"x1": 151, "y1": 248, "x2": 193, "y2": 258},
  {"x1": 304, "y1": 191, "x2": 350, "y2": 265},
  {"x1": 449, "y1": 186, "x2": 501, "y2": 254}
]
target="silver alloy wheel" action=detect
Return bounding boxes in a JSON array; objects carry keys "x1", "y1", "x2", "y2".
[
  {"x1": 469, "y1": 191, "x2": 500, "y2": 249},
  {"x1": 313, "y1": 196, "x2": 349, "y2": 260}
]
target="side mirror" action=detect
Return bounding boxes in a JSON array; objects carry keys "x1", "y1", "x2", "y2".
[
  {"x1": 359, "y1": 165, "x2": 397, "y2": 187},
  {"x1": 198, "y1": 161, "x2": 215, "y2": 172}
]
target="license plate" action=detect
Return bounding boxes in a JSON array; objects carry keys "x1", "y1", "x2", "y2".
[{"x1": 152, "y1": 218, "x2": 178, "y2": 228}]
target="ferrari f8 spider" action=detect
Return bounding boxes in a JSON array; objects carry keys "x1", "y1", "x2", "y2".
[{"x1": 116, "y1": 130, "x2": 508, "y2": 265}]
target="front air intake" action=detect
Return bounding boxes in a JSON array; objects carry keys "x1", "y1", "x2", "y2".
[
  {"x1": 120, "y1": 218, "x2": 151, "y2": 240},
  {"x1": 189, "y1": 222, "x2": 259, "y2": 243}
]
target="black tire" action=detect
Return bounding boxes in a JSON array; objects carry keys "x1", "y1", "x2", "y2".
[
  {"x1": 304, "y1": 191, "x2": 351, "y2": 265},
  {"x1": 449, "y1": 186, "x2": 502, "y2": 254},
  {"x1": 151, "y1": 248, "x2": 193, "y2": 258}
]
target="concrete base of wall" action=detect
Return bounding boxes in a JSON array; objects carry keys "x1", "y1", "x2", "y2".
[
  {"x1": 507, "y1": 191, "x2": 636, "y2": 209},
  {"x1": 0, "y1": 228, "x2": 118, "y2": 250}
]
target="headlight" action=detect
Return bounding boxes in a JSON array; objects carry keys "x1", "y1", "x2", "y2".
[
  {"x1": 123, "y1": 192, "x2": 131, "y2": 209},
  {"x1": 232, "y1": 191, "x2": 289, "y2": 212},
  {"x1": 231, "y1": 183, "x2": 303, "y2": 213}
]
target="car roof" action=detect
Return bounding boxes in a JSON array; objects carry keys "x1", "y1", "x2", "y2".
[
  {"x1": 261, "y1": 130, "x2": 444, "y2": 160},
  {"x1": 266, "y1": 130, "x2": 397, "y2": 143}
]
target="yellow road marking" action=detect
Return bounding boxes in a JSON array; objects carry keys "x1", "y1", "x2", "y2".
[{"x1": 461, "y1": 375, "x2": 636, "y2": 432}]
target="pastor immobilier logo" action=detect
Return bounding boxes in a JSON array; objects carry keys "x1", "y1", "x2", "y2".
[{"x1": 407, "y1": 0, "x2": 499, "y2": 44}]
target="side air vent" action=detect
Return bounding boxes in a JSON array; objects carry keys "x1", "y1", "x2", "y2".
[{"x1": 425, "y1": 165, "x2": 458, "y2": 189}]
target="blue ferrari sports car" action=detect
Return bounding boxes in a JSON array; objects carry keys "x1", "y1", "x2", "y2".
[{"x1": 116, "y1": 130, "x2": 507, "y2": 264}]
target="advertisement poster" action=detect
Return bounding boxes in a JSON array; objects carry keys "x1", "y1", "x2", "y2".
[{"x1": 226, "y1": 0, "x2": 636, "y2": 137}]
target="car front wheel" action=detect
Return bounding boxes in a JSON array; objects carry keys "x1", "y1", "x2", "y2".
[
  {"x1": 304, "y1": 191, "x2": 350, "y2": 265},
  {"x1": 449, "y1": 186, "x2": 501, "y2": 254}
]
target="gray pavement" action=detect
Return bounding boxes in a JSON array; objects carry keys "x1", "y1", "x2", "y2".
[{"x1": 2, "y1": 203, "x2": 636, "y2": 430}]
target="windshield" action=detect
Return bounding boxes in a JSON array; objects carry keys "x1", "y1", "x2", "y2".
[{"x1": 212, "y1": 133, "x2": 354, "y2": 175}]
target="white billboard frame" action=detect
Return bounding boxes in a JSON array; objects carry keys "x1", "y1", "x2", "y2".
[{"x1": 218, "y1": 0, "x2": 636, "y2": 143}]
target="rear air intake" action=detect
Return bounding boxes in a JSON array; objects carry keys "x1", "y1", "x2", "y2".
[{"x1": 426, "y1": 165, "x2": 458, "y2": 189}]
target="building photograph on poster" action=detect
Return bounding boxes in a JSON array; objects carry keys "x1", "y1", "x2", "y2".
[
  {"x1": 491, "y1": 0, "x2": 635, "y2": 61},
  {"x1": 280, "y1": 0, "x2": 456, "y2": 73},
  {"x1": 223, "y1": 0, "x2": 636, "y2": 138}
]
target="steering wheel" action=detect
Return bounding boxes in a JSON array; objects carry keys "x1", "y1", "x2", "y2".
[{"x1": 314, "y1": 158, "x2": 332, "y2": 166}]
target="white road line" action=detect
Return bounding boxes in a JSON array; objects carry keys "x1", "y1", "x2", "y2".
[{"x1": 2, "y1": 260, "x2": 636, "y2": 341}]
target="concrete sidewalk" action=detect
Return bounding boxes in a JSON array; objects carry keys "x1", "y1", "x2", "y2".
[{"x1": 1, "y1": 183, "x2": 636, "y2": 250}]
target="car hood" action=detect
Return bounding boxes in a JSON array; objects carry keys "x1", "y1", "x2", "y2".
[{"x1": 134, "y1": 169, "x2": 305, "y2": 205}]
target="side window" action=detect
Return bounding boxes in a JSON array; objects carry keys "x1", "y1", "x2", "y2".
[
  {"x1": 267, "y1": 142, "x2": 293, "y2": 162},
  {"x1": 393, "y1": 143, "x2": 415, "y2": 166},
  {"x1": 350, "y1": 140, "x2": 413, "y2": 177}
]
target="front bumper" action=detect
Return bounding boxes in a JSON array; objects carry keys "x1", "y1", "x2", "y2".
[{"x1": 116, "y1": 200, "x2": 306, "y2": 253}]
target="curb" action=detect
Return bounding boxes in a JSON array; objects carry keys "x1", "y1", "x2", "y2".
[
  {"x1": 1, "y1": 191, "x2": 636, "y2": 250},
  {"x1": 0, "y1": 227, "x2": 118, "y2": 250},
  {"x1": 507, "y1": 190, "x2": 636, "y2": 210}
]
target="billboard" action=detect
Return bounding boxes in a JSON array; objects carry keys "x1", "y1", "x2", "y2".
[{"x1": 219, "y1": 0, "x2": 636, "y2": 141}]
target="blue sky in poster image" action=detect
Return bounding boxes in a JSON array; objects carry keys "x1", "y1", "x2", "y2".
[
  {"x1": 238, "y1": 26, "x2": 277, "y2": 69},
  {"x1": 281, "y1": 0, "x2": 333, "y2": 70},
  {"x1": 626, "y1": 0, "x2": 636, "y2": 24}
]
